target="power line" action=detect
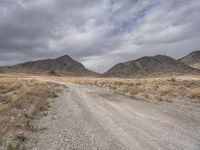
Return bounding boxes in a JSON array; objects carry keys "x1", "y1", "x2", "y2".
[{"x1": 97, "y1": 65, "x2": 104, "y2": 74}]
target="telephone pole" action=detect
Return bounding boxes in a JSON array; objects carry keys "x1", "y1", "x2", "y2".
[{"x1": 97, "y1": 65, "x2": 104, "y2": 74}]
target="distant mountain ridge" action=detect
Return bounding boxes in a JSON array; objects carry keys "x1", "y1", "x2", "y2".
[
  {"x1": 179, "y1": 50, "x2": 200, "y2": 69},
  {"x1": 104, "y1": 55, "x2": 200, "y2": 77},
  {"x1": 1, "y1": 51, "x2": 200, "y2": 77},
  {"x1": 1, "y1": 55, "x2": 96, "y2": 76}
]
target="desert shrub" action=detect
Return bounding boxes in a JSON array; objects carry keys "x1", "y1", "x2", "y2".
[
  {"x1": 0, "y1": 85, "x2": 6, "y2": 92},
  {"x1": 15, "y1": 134, "x2": 27, "y2": 142},
  {"x1": 6, "y1": 143, "x2": 24, "y2": 150},
  {"x1": 156, "y1": 96, "x2": 163, "y2": 101},
  {"x1": 0, "y1": 95, "x2": 11, "y2": 104},
  {"x1": 122, "y1": 86, "x2": 130, "y2": 93},
  {"x1": 128, "y1": 82, "x2": 135, "y2": 86},
  {"x1": 129, "y1": 87, "x2": 139, "y2": 95},
  {"x1": 164, "y1": 97, "x2": 173, "y2": 103},
  {"x1": 170, "y1": 78, "x2": 176, "y2": 82},
  {"x1": 135, "y1": 82, "x2": 142, "y2": 86},
  {"x1": 144, "y1": 94, "x2": 149, "y2": 99},
  {"x1": 190, "y1": 90, "x2": 200, "y2": 98},
  {"x1": 114, "y1": 81, "x2": 123, "y2": 85},
  {"x1": 109, "y1": 85, "x2": 117, "y2": 90},
  {"x1": 0, "y1": 86, "x2": 12, "y2": 94},
  {"x1": 45, "y1": 91, "x2": 58, "y2": 98},
  {"x1": 159, "y1": 86, "x2": 176, "y2": 95},
  {"x1": 154, "y1": 85, "x2": 159, "y2": 91}
]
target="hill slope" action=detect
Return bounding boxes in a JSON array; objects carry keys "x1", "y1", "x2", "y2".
[
  {"x1": 104, "y1": 55, "x2": 200, "y2": 77},
  {"x1": 179, "y1": 50, "x2": 200, "y2": 69},
  {"x1": 4, "y1": 55, "x2": 95, "y2": 76}
]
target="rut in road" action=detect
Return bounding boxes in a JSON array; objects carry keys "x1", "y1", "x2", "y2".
[{"x1": 27, "y1": 82, "x2": 200, "y2": 150}]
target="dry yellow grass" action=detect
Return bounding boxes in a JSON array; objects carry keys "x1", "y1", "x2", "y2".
[
  {"x1": 0, "y1": 77, "x2": 41, "y2": 111},
  {"x1": 189, "y1": 90, "x2": 200, "y2": 98},
  {"x1": 1, "y1": 73, "x2": 200, "y2": 103},
  {"x1": 0, "y1": 73, "x2": 199, "y2": 148},
  {"x1": 0, "y1": 74, "x2": 62, "y2": 149},
  {"x1": 61, "y1": 75, "x2": 200, "y2": 102}
]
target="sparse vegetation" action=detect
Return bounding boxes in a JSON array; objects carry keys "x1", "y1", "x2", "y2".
[
  {"x1": 46, "y1": 75, "x2": 200, "y2": 104},
  {"x1": 15, "y1": 134, "x2": 27, "y2": 142},
  {"x1": 45, "y1": 91, "x2": 58, "y2": 98},
  {"x1": 0, "y1": 73, "x2": 200, "y2": 149},
  {"x1": 6, "y1": 143, "x2": 24, "y2": 150},
  {"x1": 25, "y1": 118, "x2": 39, "y2": 132},
  {"x1": 156, "y1": 96, "x2": 164, "y2": 102},
  {"x1": 0, "y1": 74, "x2": 62, "y2": 149},
  {"x1": 144, "y1": 94, "x2": 149, "y2": 99},
  {"x1": 129, "y1": 87, "x2": 139, "y2": 95},
  {"x1": 159, "y1": 86, "x2": 176, "y2": 95},
  {"x1": 190, "y1": 90, "x2": 200, "y2": 98},
  {"x1": 169, "y1": 78, "x2": 176, "y2": 82}
]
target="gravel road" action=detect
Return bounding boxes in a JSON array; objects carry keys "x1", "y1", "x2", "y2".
[{"x1": 27, "y1": 81, "x2": 200, "y2": 150}]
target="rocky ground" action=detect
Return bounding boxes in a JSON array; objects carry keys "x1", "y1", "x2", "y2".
[{"x1": 25, "y1": 81, "x2": 200, "y2": 150}]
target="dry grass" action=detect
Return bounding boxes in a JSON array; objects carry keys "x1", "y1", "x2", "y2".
[
  {"x1": 0, "y1": 73, "x2": 199, "y2": 148},
  {"x1": 0, "y1": 78, "x2": 38, "y2": 111},
  {"x1": 129, "y1": 87, "x2": 139, "y2": 95},
  {"x1": 189, "y1": 90, "x2": 200, "y2": 98},
  {"x1": 33, "y1": 74, "x2": 200, "y2": 103},
  {"x1": 0, "y1": 74, "x2": 62, "y2": 149}
]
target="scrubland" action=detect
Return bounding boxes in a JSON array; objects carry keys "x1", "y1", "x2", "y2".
[
  {"x1": 1, "y1": 73, "x2": 200, "y2": 108},
  {"x1": 0, "y1": 74, "x2": 62, "y2": 149},
  {"x1": 0, "y1": 73, "x2": 200, "y2": 149},
  {"x1": 40, "y1": 75, "x2": 200, "y2": 105}
]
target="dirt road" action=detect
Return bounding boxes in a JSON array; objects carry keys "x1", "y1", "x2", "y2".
[{"x1": 27, "y1": 81, "x2": 200, "y2": 150}]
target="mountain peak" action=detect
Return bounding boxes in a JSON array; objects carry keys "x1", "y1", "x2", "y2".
[
  {"x1": 104, "y1": 54, "x2": 199, "y2": 77},
  {"x1": 191, "y1": 50, "x2": 200, "y2": 54},
  {"x1": 153, "y1": 55, "x2": 171, "y2": 58},
  {"x1": 55, "y1": 55, "x2": 71, "y2": 60},
  {"x1": 179, "y1": 50, "x2": 200, "y2": 69},
  {"x1": 4, "y1": 54, "x2": 96, "y2": 76}
]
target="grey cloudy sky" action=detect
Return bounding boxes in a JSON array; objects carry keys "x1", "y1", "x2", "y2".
[{"x1": 0, "y1": 0, "x2": 200, "y2": 72}]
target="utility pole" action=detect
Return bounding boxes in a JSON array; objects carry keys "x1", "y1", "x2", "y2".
[{"x1": 97, "y1": 65, "x2": 104, "y2": 74}]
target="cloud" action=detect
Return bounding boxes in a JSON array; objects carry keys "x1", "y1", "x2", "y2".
[{"x1": 0, "y1": 0, "x2": 200, "y2": 72}]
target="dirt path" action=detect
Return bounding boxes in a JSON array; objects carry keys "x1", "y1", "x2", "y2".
[{"x1": 27, "y1": 81, "x2": 200, "y2": 150}]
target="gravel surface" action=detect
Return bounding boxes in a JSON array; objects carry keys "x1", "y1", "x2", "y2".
[{"x1": 26, "y1": 81, "x2": 200, "y2": 150}]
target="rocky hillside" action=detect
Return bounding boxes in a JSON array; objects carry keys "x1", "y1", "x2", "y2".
[
  {"x1": 4, "y1": 55, "x2": 96, "y2": 76},
  {"x1": 104, "y1": 55, "x2": 200, "y2": 77},
  {"x1": 179, "y1": 50, "x2": 200, "y2": 69}
]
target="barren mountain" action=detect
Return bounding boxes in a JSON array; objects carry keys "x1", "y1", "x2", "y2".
[
  {"x1": 3, "y1": 55, "x2": 96, "y2": 76},
  {"x1": 179, "y1": 50, "x2": 200, "y2": 69},
  {"x1": 104, "y1": 55, "x2": 200, "y2": 77}
]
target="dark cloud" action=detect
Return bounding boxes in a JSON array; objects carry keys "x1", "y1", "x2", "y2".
[{"x1": 0, "y1": 0, "x2": 200, "y2": 72}]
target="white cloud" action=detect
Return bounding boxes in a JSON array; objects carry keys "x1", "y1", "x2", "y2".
[{"x1": 0, "y1": 0, "x2": 200, "y2": 72}]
